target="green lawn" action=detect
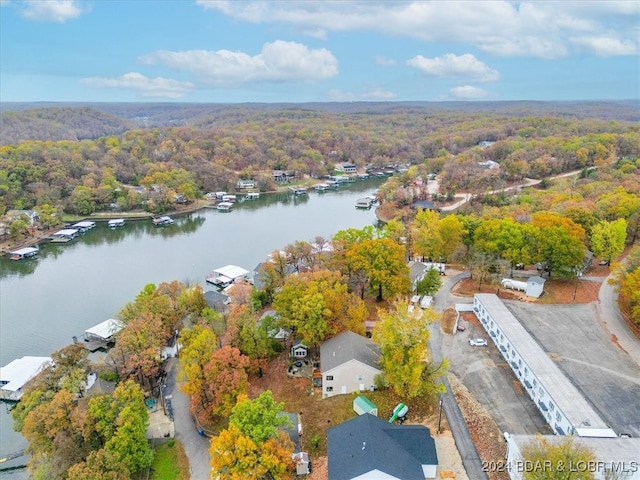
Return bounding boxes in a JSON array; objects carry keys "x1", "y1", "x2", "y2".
[{"x1": 150, "y1": 439, "x2": 190, "y2": 480}]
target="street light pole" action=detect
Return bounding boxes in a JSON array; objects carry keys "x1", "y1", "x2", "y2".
[{"x1": 437, "y1": 394, "x2": 443, "y2": 434}]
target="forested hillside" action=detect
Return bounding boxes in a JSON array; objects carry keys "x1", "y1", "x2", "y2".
[
  {"x1": 1, "y1": 104, "x2": 638, "y2": 222},
  {"x1": 1, "y1": 100, "x2": 638, "y2": 145}
]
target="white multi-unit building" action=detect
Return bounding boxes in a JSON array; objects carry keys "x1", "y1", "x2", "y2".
[{"x1": 473, "y1": 294, "x2": 617, "y2": 438}]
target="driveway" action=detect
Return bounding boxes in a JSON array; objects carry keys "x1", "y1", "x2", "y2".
[{"x1": 164, "y1": 358, "x2": 211, "y2": 480}]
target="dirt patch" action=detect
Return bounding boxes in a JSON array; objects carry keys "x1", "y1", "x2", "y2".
[
  {"x1": 448, "y1": 374, "x2": 509, "y2": 480},
  {"x1": 441, "y1": 308, "x2": 457, "y2": 334},
  {"x1": 453, "y1": 276, "x2": 601, "y2": 304}
]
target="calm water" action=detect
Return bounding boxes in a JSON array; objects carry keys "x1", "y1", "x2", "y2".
[{"x1": 0, "y1": 178, "x2": 384, "y2": 472}]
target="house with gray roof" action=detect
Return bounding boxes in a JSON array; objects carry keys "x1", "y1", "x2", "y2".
[
  {"x1": 320, "y1": 331, "x2": 380, "y2": 398},
  {"x1": 327, "y1": 413, "x2": 439, "y2": 480}
]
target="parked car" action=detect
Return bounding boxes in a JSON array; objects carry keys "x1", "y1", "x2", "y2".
[
  {"x1": 410, "y1": 295, "x2": 421, "y2": 304},
  {"x1": 469, "y1": 338, "x2": 488, "y2": 347},
  {"x1": 457, "y1": 324, "x2": 466, "y2": 332}
]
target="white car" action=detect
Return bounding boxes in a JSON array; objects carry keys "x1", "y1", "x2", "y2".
[
  {"x1": 469, "y1": 338, "x2": 488, "y2": 347},
  {"x1": 410, "y1": 295, "x2": 421, "y2": 304}
]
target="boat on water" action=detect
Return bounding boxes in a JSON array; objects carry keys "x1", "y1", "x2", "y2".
[
  {"x1": 216, "y1": 202, "x2": 233, "y2": 212},
  {"x1": 108, "y1": 218, "x2": 126, "y2": 228},
  {"x1": 9, "y1": 246, "x2": 39, "y2": 260},
  {"x1": 152, "y1": 216, "x2": 174, "y2": 226}
]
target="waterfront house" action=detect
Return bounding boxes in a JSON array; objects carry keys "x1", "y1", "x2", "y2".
[
  {"x1": 236, "y1": 179, "x2": 256, "y2": 189},
  {"x1": 204, "y1": 289, "x2": 231, "y2": 313},
  {"x1": 320, "y1": 331, "x2": 381, "y2": 398},
  {"x1": 1, "y1": 356, "x2": 53, "y2": 401},
  {"x1": 335, "y1": 163, "x2": 357, "y2": 174},
  {"x1": 272, "y1": 170, "x2": 294, "y2": 184},
  {"x1": 6, "y1": 209, "x2": 39, "y2": 226},
  {"x1": 327, "y1": 413, "x2": 439, "y2": 480}
]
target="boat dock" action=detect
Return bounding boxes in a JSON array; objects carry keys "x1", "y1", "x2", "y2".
[
  {"x1": 50, "y1": 228, "x2": 79, "y2": 242},
  {"x1": 76, "y1": 318, "x2": 124, "y2": 352},
  {"x1": 152, "y1": 216, "x2": 174, "y2": 226},
  {"x1": 216, "y1": 202, "x2": 233, "y2": 212},
  {"x1": 356, "y1": 198, "x2": 374, "y2": 209},
  {"x1": 288, "y1": 186, "x2": 308, "y2": 195},
  {"x1": 71, "y1": 221, "x2": 96, "y2": 232},
  {"x1": 108, "y1": 218, "x2": 126, "y2": 228},
  {"x1": 8, "y1": 246, "x2": 39, "y2": 260},
  {"x1": 0, "y1": 356, "x2": 53, "y2": 401},
  {"x1": 206, "y1": 264, "x2": 251, "y2": 288}
]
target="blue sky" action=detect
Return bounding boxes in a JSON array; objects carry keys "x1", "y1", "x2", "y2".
[{"x1": 1, "y1": 0, "x2": 638, "y2": 103}]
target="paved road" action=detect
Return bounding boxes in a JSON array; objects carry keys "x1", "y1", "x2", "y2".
[
  {"x1": 431, "y1": 270, "x2": 488, "y2": 480},
  {"x1": 165, "y1": 358, "x2": 211, "y2": 480},
  {"x1": 596, "y1": 272, "x2": 640, "y2": 367}
]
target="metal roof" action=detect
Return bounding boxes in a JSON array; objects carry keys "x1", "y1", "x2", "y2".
[
  {"x1": 475, "y1": 294, "x2": 612, "y2": 433},
  {"x1": 212, "y1": 265, "x2": 249, "y2": 279},
  {"x1": 0, "y1": 356, "x2": 52, "y2": 392},
  {"x1": 85, "y1": 318, "x2": 124, "y2": 340}
]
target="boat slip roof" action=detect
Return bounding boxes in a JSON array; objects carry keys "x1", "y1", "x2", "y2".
[
  {"x1": 0, "y1": 356, "x2": 52, "y2": 392},
  {"x1": 213, "y1": 265, "x2": 249, "y2": 279},
  {"x1": 73, "y1": 221, "x2": 95, "y2": 227},
  {"x1": 475, "y1": 294, "x2": 613, "y2": 433},
  {"x1": 10, "y1": 247, "x2": 38, "y2": 255},
  {"x1": 85, "y1": 318, "x2": 124, "y2": 340},
  {"x1": 54, "y1": 229, "x2": 79, "y2": 235}
]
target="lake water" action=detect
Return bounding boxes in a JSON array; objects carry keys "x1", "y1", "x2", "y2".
[{"x1": 0, "y1": 178, "x2": 384, "y2": 474}]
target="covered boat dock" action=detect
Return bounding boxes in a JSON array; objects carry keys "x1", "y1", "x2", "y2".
[
  {"x1": 206, "y1": 264, "x2": 251, "y2": 288},
  {"x1": 81, "y1": 318, "x2": 124, "y2": 351},
  {"x1": 9, "y1": 246, "x2": 39, "y2": 260},
  {"x1": 1, "y1": 356, "x2": 53, "y2": 401}
]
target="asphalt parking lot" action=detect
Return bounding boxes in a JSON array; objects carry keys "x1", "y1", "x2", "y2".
[{"x1": 444, "y1": 300, "x2": 640, "y2": 438}]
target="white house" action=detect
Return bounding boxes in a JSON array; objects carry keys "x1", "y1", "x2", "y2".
[{"x1": 320, "y1": 331, "x2": 381, "y2": 398}]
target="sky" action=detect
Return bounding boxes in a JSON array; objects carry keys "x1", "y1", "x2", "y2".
[{"x1": 1, "y1": 0, "x2": 639, "y2": 103}]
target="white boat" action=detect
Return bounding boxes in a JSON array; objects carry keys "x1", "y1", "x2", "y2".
[
  {"x1": 355, "y1": 198, "x2": 373, "y2": 209},
  {"x1": 246, "y1": 191, "x2": 260, "y2": 200},
  {"x1": 108, "y1": 218, "x2": 126, "y2": 228},
  {"x1": 216, "y1": 202, "x2": 233, "y2": 212}
]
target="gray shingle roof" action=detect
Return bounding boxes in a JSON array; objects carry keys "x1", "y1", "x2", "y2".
[
  {"x1": 327, "y1": 414, "x2": 437, "y2": 480},
  {"x1": 320, "y1": 331, "x2": 380, "y2": 373}
]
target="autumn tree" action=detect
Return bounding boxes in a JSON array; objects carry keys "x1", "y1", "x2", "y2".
[
  {"x1": 412, "y1": 208, "x2": 443, "y2": 261},
  {"x1": 210, "y1": 391, "x2": 294, "y2": 479},
  {"x1": 535, "y1": 225, "x2": 587, "y2": 279},
  {"x1": 373, "y1": 299, "x2": 446, "y2": 399},
  {"x1": 417, "y1": 268, "x2": 442, "y2": 296},
  {"x1": 474, "y1": 218, "x2": 537, "y2": 273},
  {"x1": 347, "y1": 238, "x2": 410, "y2": 301},
  {"x1": 203, "y1": 345, "x2": 250, "y2": 418},
  {"x1": 178, "y1": 324, "x2": 218, "y2": 414},
  {"x1": 273, "y1": 269, "x2": 367, "y2": 346},
  {"x1": 520, "y1": 435, "x2": 596, "y2": 480},
  {"x1": 590, "y1": 218, "x2": 627, "y2": 265}
]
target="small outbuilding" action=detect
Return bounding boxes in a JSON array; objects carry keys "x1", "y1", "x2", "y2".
[
  {"x1": 526, "y1": 276, "x2": 545, "y2": 298},
  {"x1": 353, "y1": 395, "x2": 378, "y2": 416}
]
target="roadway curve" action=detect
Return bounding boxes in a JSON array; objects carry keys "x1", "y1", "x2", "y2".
[{"x1": 596, "y1": 272, "x2": 640, "y2": 367}]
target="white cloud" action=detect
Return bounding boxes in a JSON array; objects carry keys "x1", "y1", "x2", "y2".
[
  {"x1": 407, "y1": 53, "x2": 500, "y2": 82},
  {"x1": 81, "y1": 73, "x2": 194, "y2": 98},
  {"x1": 328, "y1": 88, "x2": 396, "y2": 101},
  {"x1": 571, "y1": 36, "x2": 638, "y2": 56},
  {"x1": 19, "y1": 0, "x2": 83, "y2": 22},
  {"x1": 374, "y1": 56, "x2": 395, "y2": 66},
  {"x1": 449, "y1": 85, "x2": 490, "y2": 99},
  {"x1": 139, "y1": 41, "x2": 338, "y2": 86},
  {"x1": 197, "y1": 1, "x2": 640, "y2": 59}
]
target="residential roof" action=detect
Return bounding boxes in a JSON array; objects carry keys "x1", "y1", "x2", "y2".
[
  {"x1": 203, "y1": 290, "x2": 230, "y2": 312},
  {"x1": 527, "y1": 276, "x2": 545, "y2": 285},
  {"x1": 320, "y1": 331, "x2": 380, "y2": 373},
  {"x1": 327, "y1": 414, "x2": 437, "y2": 480},
  {"x1": 0, "y1": 356, "x2": 52, "y2": 392},
  {"x1": 475, "y1": 294, "x2": 612, "y2": 434},
  {"x1": 85, "y1": 318, "x2": 124, "y2": 340}
]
